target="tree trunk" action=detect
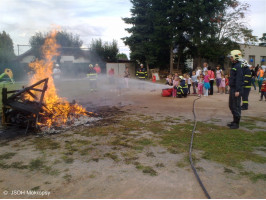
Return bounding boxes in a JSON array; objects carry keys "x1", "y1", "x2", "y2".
[
  {"x1": 146, "y1": 62, "x2": 150, "y2": 78},
  {"x1": 177, "y1": 51, "x2": 181, "y2": 71},
  {"x1": 170, "y1": 45, "x2": 173, "y2": 74}
]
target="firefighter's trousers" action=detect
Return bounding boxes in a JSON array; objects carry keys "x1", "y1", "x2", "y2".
[
  {"x1": 241, "y1": 87, "x2": 251, "y2": 109},
  {"x1": 229, "y1": 88, "x2": 242, "y2": 118}
]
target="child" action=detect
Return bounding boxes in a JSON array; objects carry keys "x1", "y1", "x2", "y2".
[
  {"x1": 172, "y1": 76, "x2": 179, "y2": 98},
  {"x1": 197, "y1": 74, "x2": 204, "y2": 97},
  {"x1": 225, "y1": 75, "x2": 229, "y2": 94},
  {"x1": 203, "y1": 71, "x2": 210, "y2": 96},
  {"x1": 259, "y1": 79, "x2": 266, "y2": 101},
  {"x1": 191, "y1": 71, "x2": 198, "y2": 94},
  {"x1": 174, "y1": 73, "x2": 179, "y2": 80},
  {"x1": 166, "y1": 74, "x2": 173, "y2": 86},
  {"x1": 219, "y1": 74, "x2": 226, "y2": 94},
  {"x1": 187, "y1": 74, "x2": 192, "y2": 94}
]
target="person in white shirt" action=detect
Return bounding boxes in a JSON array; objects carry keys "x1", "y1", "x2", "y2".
[
  {"x1": 203, "y1": 62, "x2": 208, "y2": 73},
  {"x1": 53, "y1": 64, "x2": 61, "y2": 79},
  {"x1": 196, "y1": 66, "x2": 202, "y2": 77}
]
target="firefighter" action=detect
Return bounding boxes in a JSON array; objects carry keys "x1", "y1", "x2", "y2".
[
  {"x1": 87, "y1": 64, "x2": 97, "y2": 91},
  {"x1": 136, "y1": 64, "x2": 148, "y2": 89},
  {"x1": 176, "y1": 76, "x2": 188, "y2": 98},
  {"x1": 241, "y1": 60, "x2": 252, "y2": 110},
  {"x1": 227, "y1": 50, "x2": 244, "y2": 129}
]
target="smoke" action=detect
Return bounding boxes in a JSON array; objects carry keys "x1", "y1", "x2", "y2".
[{"x1": 53, "y1": 74, "x2": 170, "y2": 110}]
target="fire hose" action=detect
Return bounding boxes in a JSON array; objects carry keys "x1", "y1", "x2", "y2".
[{"x1": 189, "y1": 96, "x2": 211, "y2": 199}]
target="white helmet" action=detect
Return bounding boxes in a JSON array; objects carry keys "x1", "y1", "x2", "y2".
[
  {"x1": 230, "y1": 50, "x2": 242, "y2": 61},
  {"x1": 241, "y1": 60, "x2": 250, "y2": 68}
]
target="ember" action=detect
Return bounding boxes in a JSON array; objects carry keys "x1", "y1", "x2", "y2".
[{"x1": 2, "y1": 30, "x2": 89, "y2": 132}]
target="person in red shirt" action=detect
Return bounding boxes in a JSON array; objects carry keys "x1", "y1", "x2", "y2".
[
  {"x1": 225, "y1": 74, "x2": 229, "y2": 94},
  {"x1": 207, "y1": 66, "x2": 215, "y2": 95},
  {"x1": 94, "y1": 64, "x2": 101, "y2": 74},
  {"x1": 108, "y1": 68, "x2": 115, "y2": 84},
  {"x1": 259, "y1": 79, "x2": 266, "y2": 101}
]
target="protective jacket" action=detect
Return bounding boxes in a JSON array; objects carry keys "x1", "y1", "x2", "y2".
[
  {"x1": 87, "y1": 68, "x2": 97, "y2": 80},
  {"x1": 136, "y1": 68, "x2": 147, "y2": 79},
  {"x1": 229, "y1": 61, "x2": 243, "y2": 92},
  {"x1": 242, "y1": 66, "x2": 252, "y2": 89},
  {"x1": 177, "y1": 79, "x2": 188, "y2": 97}
]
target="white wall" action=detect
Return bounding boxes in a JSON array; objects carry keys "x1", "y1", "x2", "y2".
[
  {"x1": 60, "y1": 56, "x2": 90, "y2": 64},
  {"x1": 240, "y1": 44, "x2": 266, "y2": 66},
  {"x1": 20, "y1": 55, "x2": 35, "y2": 63},
  {"x1": 106, "y1": 63, "x2": 136, "y2": 77}
]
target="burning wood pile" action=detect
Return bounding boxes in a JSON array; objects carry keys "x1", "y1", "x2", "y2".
[{"x1": 1, "y1": 30, "x2": 96, "y2": 133}]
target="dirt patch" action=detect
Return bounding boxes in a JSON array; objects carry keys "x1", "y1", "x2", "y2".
[{"x1": 0, "y1": 80, "x2": 265, "y2": 198}]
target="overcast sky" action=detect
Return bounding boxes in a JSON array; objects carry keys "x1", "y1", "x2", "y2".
[{"x1": 0, "y1": 0, "x2": 265, "y2": 56}]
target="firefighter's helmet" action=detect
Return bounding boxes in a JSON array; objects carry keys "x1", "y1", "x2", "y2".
[
  {"x1": 230, "y1": 50, "x2": 242, "y2": 61},
  {"x1": 241, "y1": 60, "x2": 249, "y2": 68}
]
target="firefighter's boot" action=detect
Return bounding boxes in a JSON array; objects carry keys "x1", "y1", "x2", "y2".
[{"x1": 230, "y1": 116, "x2": 240, "y2": 129}]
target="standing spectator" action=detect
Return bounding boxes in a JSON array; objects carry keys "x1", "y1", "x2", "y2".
[
  {"x1": 227, "y1": 50, "x2": 243, "y2": 129},
  {"x1": 108, "y1": 68, "x2": 115, "y2": 84},
  {"x1": 219, "y1": 74, "x2": 226, "y2": 94},
  {"x1": 172, "y1": 76, "x2": 179, "y2": 98},
  {"x1": 94, "y1": 64, "x2": 101, "y2": 74},
  {"x1": 191, "y1": 71, "x2": 198, "y2": 94},
  {"x1": 255, "y1": 64, "x2": 260, "y2": 75},
  {"x1": 196, "y1": 66, "x2": 202, "y2": 77},
  {"x1": 259, "y1": 79, "x2": 266, "y2": 101},
  {"x1": 216, "y1": 65, "x2": 223, "y2": 93},
  {"x1": 250, "y1": 66, "x2": 256, "y2": 90},
  {"x1": 257, "y1": 66, "x2": 264, "y2": 92},
  {"x1": 208, "y1": 66, "x2": 215, "y2": 95},
  {"x1": 124, "y1": 67, "x2": 130, "y2": 88},
  {"x1": 203, "y1": 70, "x2": 210, "y2": 96},
  {"x1": 225, "y1": 75, "x2": 229, "y2": 94},
  {"x1": 187, "y1": 74, "x2": 192, "y2": 94},
  {"x1": 53, "y1": 64, "x2": 61, "y2": 79},
  {"x1": 203, "y1": 62, "x2": 208, "y2": 74},
  {"x1": 197, "y1": 74, "x2": 204, "y2": 97}
]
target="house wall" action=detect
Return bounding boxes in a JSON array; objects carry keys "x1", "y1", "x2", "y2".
[
  {"x1": 20, "y1": 55, "x2": 35, "y2": 63},
  {"x1": 60, "y1": 56, "x2": 90, "y2": 64},
  {"x1": 240, "y1": 44, "x2": 266, "y2": 66},
  {"x1": 106, "y1": 63, "x2": 136, "y2": 78}
]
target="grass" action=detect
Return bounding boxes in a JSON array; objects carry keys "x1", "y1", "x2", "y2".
[
  {"x1": 63, "y1": 174, "x2": 72, "y2": 183},
  {"x1": 240, "y1": 117, "x2": 266, "y2": 130},
  {"x1": 158, "y1": 120, "x2": 266, "y2": 169},
  {"x1": 61, "y1": 155, "x2": 74, "y2": 164},
  {"x1": 29, "y1": 157, "x2": 60, "y2": 175},
  {"x1": 104, "y1": 152, "x2": 120, "y2": 162},
  {"x1": 32, "y1": 138, "x2": 60, "y2": 151},
  {"x1": 0, "y1": 152, "x2": 16, "y2": 160},
  {"x1": 135, "y1": 162, "x2": 158, "y2": 176},
  {"x1": 240, "y1": 171, "x2": 266, "y2": 182},
  {"x1": 31, "y1": 186, "x2": 40, "y2": 191}
]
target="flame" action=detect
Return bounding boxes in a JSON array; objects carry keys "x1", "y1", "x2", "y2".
[{"x1": 28, "y1": 30, "x2": 87, "y2": 128}]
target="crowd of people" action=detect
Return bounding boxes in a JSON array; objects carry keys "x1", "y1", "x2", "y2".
[
  {"x1": 165, "y1": 63, "x2": 230, "y2": 97},
  {"x1": 165, "y1": 61, "x2": 265, "y2": 100}
]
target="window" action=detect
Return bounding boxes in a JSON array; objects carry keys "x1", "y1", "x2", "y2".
[
  {"x1": 249, "y1": 55, "x2": 255, "y2": 66},
  {"x1": 261, "y1": 56, "x2": 266, "y2": 65}
]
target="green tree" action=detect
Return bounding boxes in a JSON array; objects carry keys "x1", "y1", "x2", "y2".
[
  {"x1": 90, "y1": 39, "x2": 119, "y2": 62},
  {"x1": 0, "y1": 31, "x2": 15, "y2": 69},
  {"x1": 116, "y1": 53, "x2": 128, "y2": 60},
  {"x1": 29, "y1": 30, "x2": 83, "y2": 59},
  {"x1": 123, "y1": 0, "x2": 256, "y2": 70}
]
